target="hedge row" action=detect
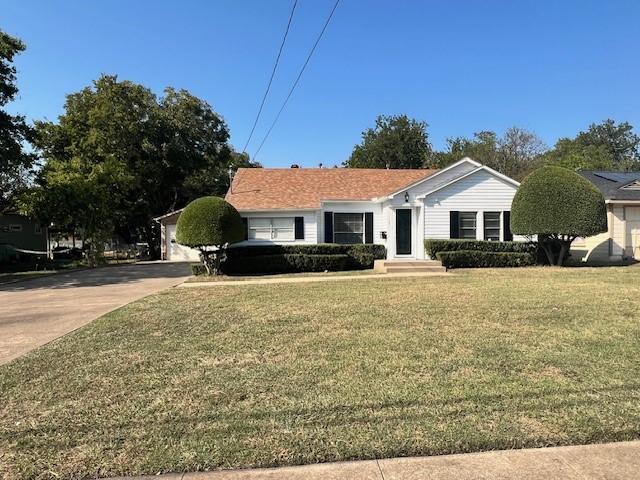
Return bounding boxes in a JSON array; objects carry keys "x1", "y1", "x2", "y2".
[
  {"x1": 424, "y1": 239, "x2": 536, "y2": 258},
  {"x1": 436, "y1": 250, "x2": 536, "y2": 269},
  {"x1": 227, "y1": 243, "x2": 386, "y2": 258},
  {"x1": 191, "y1": 244, "x2": 387, "y2": 276},
  {"x1": 225, "y1": 244, "x2": 385, "y2": 273},
  {"x1": 224, "y1": 254, "x2": 350, "y2": 275}
]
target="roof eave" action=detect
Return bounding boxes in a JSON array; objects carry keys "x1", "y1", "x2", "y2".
[
  {"x1": 606, "y1": 199, "x2": 640, "y2": 204},
  {"x1": 235, "y1": 207, "x2": 319, "y2": 212},
  {"x1": 153, "y1": 209, "x2": 184, "y2": 222}
]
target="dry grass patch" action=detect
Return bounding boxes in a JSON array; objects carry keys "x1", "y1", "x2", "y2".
[{"x1": 1, "y1": 267, "x2": 640, "y2": 479}]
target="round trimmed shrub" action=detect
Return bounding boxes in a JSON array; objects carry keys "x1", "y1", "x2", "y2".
[
  {"x1": 511, "y1": 166, "x2": 607, "y2": 237},
  {"x1": 176, "y1": 196, "x2": 244, "y2": 248}
]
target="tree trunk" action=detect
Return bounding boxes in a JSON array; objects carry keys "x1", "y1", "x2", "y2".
[
  {"x1": 212, "y1": 252, "x2": 221, "y2": 275},
  {"x1": 539, "y1": 236, "x2": 556, "y2": 265},
  {"x1": 142, "y1": 223, "x2": 160, "y2": 260},
  {"x1": 200, "y1": 251, "x2": 210, "y2": 275},
  {"x1": 556, "y1": 237, "x2": 574, "y2": 266}
]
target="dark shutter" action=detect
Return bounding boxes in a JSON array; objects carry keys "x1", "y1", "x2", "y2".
[
  {"x1": 294, "y1": 216, "x2": 304, "y2": 240},
  {"x1": 449, "y1": 211, "x2": 460, "y2": 239},
  {"x1": 324, "y1": 211, "x2": 333, "y2": 243},
  {"x1": 242, "y1": 217, "x2": 248, "y2": 240},
  {"x1": 364, "y1": 212, "x2": 374, "y2": 244},
  {"x1": 503, "y1": 211, "x2": 512, "y2": 241}
]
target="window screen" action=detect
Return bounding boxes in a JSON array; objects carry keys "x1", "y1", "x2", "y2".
[
  {"x1": 459, "y1": 212, "x2": 477, "y2": 239},
  {"x1": 333, "y1": 213, "x2": 364, "y2": 244},
  {"x1": 248, "y1": 218, "x2": 294, "y2": 241},
  {"x1": 483, "y1": 212, "x2": 501, "y2": 241}
]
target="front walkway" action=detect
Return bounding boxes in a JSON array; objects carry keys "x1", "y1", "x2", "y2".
[
  {"x1": 181, "y1": 271, "x2": 449, "y2": 288},
  {"x1": 0, "y1": 262, "x2": 191, "y2": 365},
  {"x1": 112, "y1": 441, "x2": 640, "y2": 479}
]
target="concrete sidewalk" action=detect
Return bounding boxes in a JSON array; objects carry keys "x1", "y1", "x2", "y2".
[
  {"x1": 180, "y1": 271, "x2": 449, "y2": 288},
  {"x1": 112, "y1": 441, "x2": 640, "y2": 479}
]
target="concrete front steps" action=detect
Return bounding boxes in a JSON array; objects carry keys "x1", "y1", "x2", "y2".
[{"x1": 374, "y1": 259, "x2": 447, "y2": 274}]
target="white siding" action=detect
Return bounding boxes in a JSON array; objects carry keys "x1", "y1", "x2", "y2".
[
  {"x1": 235, "y1": 210, "x2": 318, "y2": 246},
  {"x1": 423, "y1": 169, "x2": 522, "y2": 242},
  {"x1": 388, "y1": 161, "x2": 477, "y2": 206}
]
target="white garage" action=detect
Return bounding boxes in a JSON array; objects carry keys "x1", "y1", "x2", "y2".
[
  {"x1": 625, "y1": 206, "x2": 640, "y2": 260},
  {"x1": 154, "y1": 210, "x2": 201, "y2": 261},
  {"x1": 165, "y1": 223, "x2": 201, "y2": 261}
]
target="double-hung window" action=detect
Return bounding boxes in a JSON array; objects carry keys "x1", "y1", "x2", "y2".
[
  {"x1": 483, "y1": 212, "x2": 501, "y2": 241},
  {"x1": 458, "y1": 212, "x2": 477, "y2": 239},
  {"x1": 333, "y1": 213, "x2": 364, "y2": 244},
  {"x1": 248, "y1": 217, "x2": 294, "y2": 241}
]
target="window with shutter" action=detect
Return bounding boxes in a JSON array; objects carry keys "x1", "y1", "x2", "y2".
[{"x1": 459, "y1": 212, "x2": 477, "y2": 239}]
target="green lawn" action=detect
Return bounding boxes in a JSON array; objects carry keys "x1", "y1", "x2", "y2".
[{"x1": 1, "y1": 267, "x2": 640, "y2": 479}]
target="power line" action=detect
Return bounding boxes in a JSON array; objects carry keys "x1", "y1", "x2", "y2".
[
  {"x1": 241, "y1": 0, "x2": 299, "y2": 154},
  {"x1": 253, "y1": 0, "x2": 341, "y2": 160}
]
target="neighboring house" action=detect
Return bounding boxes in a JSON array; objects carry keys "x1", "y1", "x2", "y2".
[
  {"x1": 576, "y1": 171, "x2": 640, "y2": 262},
  {"x1": 154, "y1": 210, "x2": 199, "y2": 261},
  {"x1": 155, "y1": 158, "x2": 523, "y2": 261},
  {"x1": 0, "y1": 213, "x2": 48, "y2": 262}
]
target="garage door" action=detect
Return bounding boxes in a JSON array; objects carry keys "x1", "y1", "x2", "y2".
[
  {"x1": 166, "y1": 224, "x2": 201, "y2": 261},
  {"x1": 626, "y1": 207, "x2": 640, "y2": 260}
]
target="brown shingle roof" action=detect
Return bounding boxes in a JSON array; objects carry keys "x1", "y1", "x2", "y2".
[{"x1": 225, "y1": 168, "x2": 437, "y2": 210}]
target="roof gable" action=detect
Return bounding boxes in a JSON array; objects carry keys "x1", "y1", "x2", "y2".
[
  {"x1": 225, "y1": 168, "x2": 437, "y2": 210},
  {"x1": 384, "y1": 158, "x2": 481, "y2": 199},
  {"x1": 580, "y1": 171, "x2": 640, "y2": 200},
  {"x1": 416, "y1": 164, "x2": 520, "y2": 199},
  {"x1": 620, "y1": 179, "x2": 640, "y2": 190}
]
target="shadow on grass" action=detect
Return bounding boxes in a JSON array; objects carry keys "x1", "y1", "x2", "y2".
[{"x1": 0, "y1": 262, "x2": 191, "y2": 292}]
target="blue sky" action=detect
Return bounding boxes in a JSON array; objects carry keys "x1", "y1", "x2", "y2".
[{"x1": 4, "y1": 0, "x2": 640, "y2": 167}]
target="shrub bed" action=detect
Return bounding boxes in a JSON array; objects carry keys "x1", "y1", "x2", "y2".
[
  {"x1": 225, "y1": 254, "x2": 349, "y2": 275},
  {"x1": 424, "y1": 239, "x2": 536, "y2": 258},
  {"x1": 436, "y1": 250, "x2": 536, "y2": 269},
  {"x1": 227, "y1": 243, "x2": 385, "y2": 258},
  {"x1": 223, "y1": 243, "x2": 385, "y2": 274}
]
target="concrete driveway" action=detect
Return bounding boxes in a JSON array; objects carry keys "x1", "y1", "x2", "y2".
[{"x1": 0, "y1": 262, "x2": 191, "y2": 365}]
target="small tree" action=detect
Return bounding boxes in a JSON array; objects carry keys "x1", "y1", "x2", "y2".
[
  {"x1": 511, "y1": 166, "x2": 607, "y2": 266},
  {"x1": 176, "y1": 196, "x2": 244, "y2": 275}
]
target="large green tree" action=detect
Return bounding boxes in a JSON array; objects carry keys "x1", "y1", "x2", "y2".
[
  {"x1": 344, "y1": 114, "x2": 432, "y2": 169},
  {"x1": 511, "y1": 166, "x2": 607, "y2": 266},
  {"x1": 0, "y1": 30, "x2": 35, "y2": 213},
  {"x1": 431, "y1": 127, "x2": 546, "y2": 179},
  {"x1": 27, "y1": 75, "x2": 257, "y2": 259},
  {"x1": 541, "y1": 119, "x2": 639, "y2": 171}
]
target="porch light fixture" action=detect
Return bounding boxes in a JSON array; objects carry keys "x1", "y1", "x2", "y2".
[{"x1": 404, "y1": 192, "x2": 410, "y2": 203}]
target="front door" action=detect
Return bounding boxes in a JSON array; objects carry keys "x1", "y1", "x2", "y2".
[{"x1": 395, "y1": 209, "x2": 412, "y2": 255}]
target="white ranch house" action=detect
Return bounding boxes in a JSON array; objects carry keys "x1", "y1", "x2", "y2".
[{"x1": 156, "y1": 158, "x2": 525, "y2": 262}]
